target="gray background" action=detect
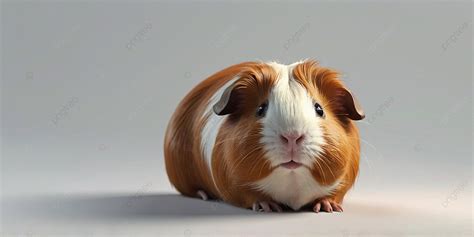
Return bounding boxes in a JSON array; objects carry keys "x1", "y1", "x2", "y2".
[{"x1": 1, "y1": 1, "x2": 472, "y2": 236}]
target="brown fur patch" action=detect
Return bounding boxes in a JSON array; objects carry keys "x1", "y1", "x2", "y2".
[
  {"x1": 292, "y1": 60, "x2": 361, "y2": 203},
  {"x1": 164, "y1": 62, "x2": 278, "y2": 207},
  {"x1": 212, "y1": 66, "x2": 278, "y2": 207}
]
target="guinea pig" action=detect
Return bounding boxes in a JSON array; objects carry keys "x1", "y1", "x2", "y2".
[{"x1": 164, "y1": 59, "x2": 365, "y2": 213}]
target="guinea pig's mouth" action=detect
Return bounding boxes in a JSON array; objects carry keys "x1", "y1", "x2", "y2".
[{"x1": 280, "y1": 160, "x2": 303, "y2": 169}]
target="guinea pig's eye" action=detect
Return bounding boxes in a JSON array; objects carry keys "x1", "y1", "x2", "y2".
[
  {"x1": 314, "y1": 103, "x2": 324, "y2": 117},
  {"x1": 256, "y1": 102, "x2": 268, "y2": 118}
]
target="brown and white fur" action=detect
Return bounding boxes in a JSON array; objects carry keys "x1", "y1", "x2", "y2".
[{"x1": 164, "y1": 60, "x2": 365, "y2": 212}]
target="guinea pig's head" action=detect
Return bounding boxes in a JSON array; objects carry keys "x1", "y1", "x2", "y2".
[{"x1": 212, "y1": 60, "x2": 364, "y2": 187}]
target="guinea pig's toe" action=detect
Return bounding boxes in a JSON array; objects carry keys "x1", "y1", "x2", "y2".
[
  {"x1": 331, "y1": 202, "x2": 343, "y2": 212},
  {"x1": 269, "y1": 202, "x2": 283, "y2": 212},
  {"x1": 252, "y1": 201, "x2": 282, "y2": 213},
  {"x1": 196, "y1": 190, "x2": 208, "y2": 201},
  {"x1": 313, "y1": 198, "x2": 343, "y2": 213}
]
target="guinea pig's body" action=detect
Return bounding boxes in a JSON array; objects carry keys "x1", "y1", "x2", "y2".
[{"x1": 164, "y1": 60, "x2": 364, "y2": 212}]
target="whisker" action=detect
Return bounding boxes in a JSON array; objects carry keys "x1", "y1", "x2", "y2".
[
  {"x1": 360, "y1": 151, "x2": 371, "y2": 169},
  {"x1": 360, "y1": 138, "x2": 384, "y2": 160},
  {"x1": 213, "y1": 134, "x2": 261, "y2": 147},
  {"x1": 313, "y1": 159, "x2": 326, "y2": 182},
  {"x1": 257, "y1": 158, "x2": 270, "y2": 179},
  {"x1": 232, "y1": 146, "x2": 262, "y2": 173},
  {"x1": 318, "y1": 156, "x2": 336, "y2": 180}
]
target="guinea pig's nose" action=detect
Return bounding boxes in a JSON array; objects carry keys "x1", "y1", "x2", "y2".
[{"x1": 280, "y1": 133, "x2": 305, "y2": 148}]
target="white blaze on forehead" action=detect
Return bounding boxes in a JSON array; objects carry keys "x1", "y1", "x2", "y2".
[
  {"x1": 268, "y1": 69, "x2": 314, "y2": 134},
  {"x1": 261, "y1": 62, "x2": 326, "y2": 168}
]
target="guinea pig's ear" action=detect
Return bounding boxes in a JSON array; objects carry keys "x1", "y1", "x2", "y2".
[
  {"x1": 293, "y1": 60, "x2": 364, "y2": 120},
  {"x1": 213, "y1": 81, "x2": 240, "y2": 116},
  {"x1": 336, "y1": 88, "x2": 365, "y2": 120},
  {"x1": 211, "y1": 62, "x2": 275, "y2": 115}
]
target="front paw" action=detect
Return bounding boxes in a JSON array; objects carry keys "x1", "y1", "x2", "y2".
[
  {"x1": 196, "y1": 190, "x2": 209, "y2": 201},
  {"x1": 313, "y1": 198, "x2": 343, "y2": 213},
  {"x1": 252, "y1": 201, "x2": 283, "y2": 212}
]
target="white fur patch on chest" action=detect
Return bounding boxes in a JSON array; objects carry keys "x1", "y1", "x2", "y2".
[{"x1": 252, "y1": 167, "x2": 340, "y2": 210}]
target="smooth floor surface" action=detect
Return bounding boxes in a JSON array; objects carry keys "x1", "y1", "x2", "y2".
[{"x1": 2, "y1": 188, "x2": 472, "y2": 236}]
